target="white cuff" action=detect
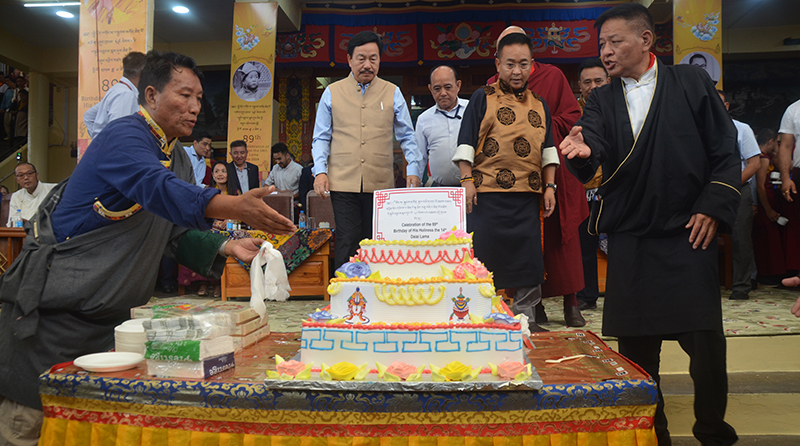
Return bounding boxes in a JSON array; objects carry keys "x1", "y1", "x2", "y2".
[
  {"x1": 218, "y1": 240, "x2": 229, "y2": 257},
  {"x1": 542, "y1": 146, "x2": 560, "y2": 167},
  {"x1": 452, "y1": 144, "x2": 475, "y2": 165}
]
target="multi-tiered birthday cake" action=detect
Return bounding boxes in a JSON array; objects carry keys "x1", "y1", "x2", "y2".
[{"x1": 299, "y1": 228, "x2": 528, "y2": 379}]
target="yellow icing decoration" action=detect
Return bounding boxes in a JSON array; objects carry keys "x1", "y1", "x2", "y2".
[
  {"x1": 491, "y1": 295, "x2": 501, "y2": 307},
  {"x1": 321, "y1": 362, "x2": 369, "y2": 381},
  {"x1": 479, "y1": 284, "x2": 496, "y2": 298},
  {"x1": 367, "y1": 271, "x2": 382, "y2": 280},
  {"x1": 327, "y1": 282, "x2": 342, "y2": 296},
  {"x1": 430, "y1": 361, "x2": 481, "y2": 382},
  {"x1": 515, "y1": 364, "x2": 533, "y2": 381},
  {"x1": 440, "y1": 265, "x2": 454, "y2": 279},
  {"x1": 374, "y1": 283, "x2": 445, "y2": 306},
  {"x1": 469, "y1": 313, "x2": 485, "y2": 324},
  {"x1": 407, "y1": 365, "x2": 425, "y2": 382}
]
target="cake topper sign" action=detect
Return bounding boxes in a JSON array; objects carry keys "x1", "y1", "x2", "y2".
[{"x1": 372, "y1": 188, "x2": 466, "y2": 241}]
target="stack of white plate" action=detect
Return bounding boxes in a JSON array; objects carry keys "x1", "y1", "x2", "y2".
[{"x1": 115, "y1": 319, "x2": 147, "y2": 355}]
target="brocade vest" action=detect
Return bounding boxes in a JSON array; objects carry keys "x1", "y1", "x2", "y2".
[
  {"x1": 473, "y1": 81, "x2": 547, "y2": 193},
  {"x1": 328, "y1": 75, "x2": 397, "y2": 193}
]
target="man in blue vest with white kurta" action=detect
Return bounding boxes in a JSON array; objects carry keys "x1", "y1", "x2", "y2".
[{"x1": 312, "y1": 31, "x2": 421, "y2": 269}]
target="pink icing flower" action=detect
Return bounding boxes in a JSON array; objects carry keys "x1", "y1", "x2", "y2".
[
  {"x1": 454, "y1": 260, "x2": 489, "y2": 279},
  {"x1": 471, "y1": 261, "x2": 489, "y2": 278},
  {"x1": 385, "y1": 362, "x2": 418, "y2": 380},
  {"x1": 276, "y1": 360, "x2": 307, "y2": 377},
  {"x1": 439, "y1": 229, "x2": 471, "y2": 240},
  {"x1": 497, "y1": 361, "x2": 527, "y2": 380}
]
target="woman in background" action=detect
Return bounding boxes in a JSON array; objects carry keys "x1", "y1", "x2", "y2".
[{"x1": 179, "y1": 162, "x2": 238, "y2": 298}]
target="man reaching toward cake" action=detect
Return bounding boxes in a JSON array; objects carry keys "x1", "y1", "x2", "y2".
[{"x1": 453, "y1": 32, "x2": 559, "y2": 333}]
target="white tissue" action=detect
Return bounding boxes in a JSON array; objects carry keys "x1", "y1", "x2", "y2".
[{"x1": 249, "y1": 241, "x2": 291, "y2": 321}]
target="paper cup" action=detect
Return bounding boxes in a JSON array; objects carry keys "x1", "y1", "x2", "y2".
[{"x1": 777, "y1": 216, "x2": 789, "y2": 226}]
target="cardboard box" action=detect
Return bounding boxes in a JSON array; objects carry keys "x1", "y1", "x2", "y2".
[
  {"x1": 131, "y1": 298, "x2": 215, "y2": 319},
  {"x1": 232, "y1": 324, "x2": 271, "y2": 349}
]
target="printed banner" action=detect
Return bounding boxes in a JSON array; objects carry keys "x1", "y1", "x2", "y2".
[
  {"x1": 653, "y1": 22, "x2": 674, "y2": 57},
  {"x1": 674, "y1": 0, "x2": 722, "y2": 88},
  {"x1": 422, "y1": 22, "x2": 504, "y2": 61},
  {"x1": 278, "y1": 20, "x2": 605, "y2": 67},
  {"x1": 516, "y1": 20, "x2": 596, "y2": 58},
  {"x1": 227, "y1": 2, "x2": 278, "y2": 178},
  {"x1": 333, "y1": 25, "x2": 417, "y2": 65},
  {"x1": 276, "y1": 25, "x2": 329, "y2": 64},
  {"x1": 77, "y1": 0, "x2": 152, "y2": 160}
]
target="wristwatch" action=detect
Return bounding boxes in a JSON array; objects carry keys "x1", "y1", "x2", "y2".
[{"x1": 545, "y1": 183, "x2": 557, "y2": 192}]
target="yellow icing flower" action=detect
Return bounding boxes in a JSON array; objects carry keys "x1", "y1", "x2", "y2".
[
  {"x1": 320, "y1": 362, "x2": 369, "y2": 381},
  {"x1": 430, "y1": 361, "x2": 481, "y2": 382}
]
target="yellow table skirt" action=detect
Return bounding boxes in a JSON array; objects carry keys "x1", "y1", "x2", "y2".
[{"x1": 39, "y1": 331, "x2": 657, "y2": 446}]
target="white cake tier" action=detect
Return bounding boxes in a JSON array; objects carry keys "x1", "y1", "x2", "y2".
[
  {"x1": 300, "y1": 323, "x2": 524, "y2": 368},
  {"x1": 357, "y1": 239, "x2": 473, "y2": 279},
  {"x1": 327, "y1": 277, "x2": 495, "y2": 325}
]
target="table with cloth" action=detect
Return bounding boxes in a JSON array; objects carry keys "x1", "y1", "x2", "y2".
[
  {"x1": 178, "y1": 228, "x2": 333, "y2": 298},
  {"x1": 38, "y1": 330, "x2": 657, "y2": 445}
]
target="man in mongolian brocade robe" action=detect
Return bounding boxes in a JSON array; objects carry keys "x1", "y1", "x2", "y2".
[
  {"x1": 561, "y1": 4, "x2": 740, "y2": 445},
  {"x1": 487, "y1": 26, "x2": 588, "y2": 328},
  {"x1": 454, "y1": 32, "x2": 559, "y2": 333}
]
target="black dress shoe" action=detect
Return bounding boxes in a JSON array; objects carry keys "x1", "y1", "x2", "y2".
[
  {"x1": 729, "y1": 290, "x2": 749, "y2": 300},
  {"x1": 534, "y1": 302, "x2": 548, "y2": 323},
  {"x1": 528, "y1": 321, "x2": 549, "y2": 333},
  {"x1": 564, "y1": 304, "x2": 586, "y2": 327},
  {"x1": 577, "y1": 300, "x2": 597, "y2": 311}
]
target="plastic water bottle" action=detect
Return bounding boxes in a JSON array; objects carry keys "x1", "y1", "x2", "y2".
[
  {"x1": 298, "y1": 211, "x2": 307, "y2": 229},
  {"x1": 11, "y1": 210, "x2": 22, "y2": 228},
  {"x1": 226, "y1": 219, "x2": 234, "y2": 231}
]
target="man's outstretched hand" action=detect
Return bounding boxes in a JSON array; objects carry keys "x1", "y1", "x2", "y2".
[
  {"x1": 225, "y1": 238, "x2": 264, "y2": 263},
  {"x1": 238, "y1": 187, "x2": 297, "y2": 234},
  {"x1": 560, "y1": 126, "x2": 592, "y2": 160},
  {"x1": 206, "y1": 186, "x2": 296, "y2": 235}
]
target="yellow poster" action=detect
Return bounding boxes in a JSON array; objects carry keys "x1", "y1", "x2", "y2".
[
  {"x1": 226, "y1": 2, "x2": 277, "y2": 182},
  {"x1": 674, "y1": 0, "x2": 723, "y2": 89},
  {"x1": 77, "y1": 0, "x2": 152, "y2": 160}
]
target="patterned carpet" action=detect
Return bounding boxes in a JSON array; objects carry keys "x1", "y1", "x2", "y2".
[{"x1": 171, "y1": 285, "x2": 800, "y2": 337}]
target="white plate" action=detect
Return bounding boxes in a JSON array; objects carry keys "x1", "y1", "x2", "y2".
[{"x1": 74, "y1": 352, "x2": 144, "y2": 372}]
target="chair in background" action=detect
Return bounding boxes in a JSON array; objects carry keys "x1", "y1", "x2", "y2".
[
  {"x1": 262, "y1": 191, "x2": 294, "y2": 222},
  {"x1": 305, "y1": 191, "x2": 335, "y2": 229},
  {"x1": 0, "y1": 194, "x2": 10, "y2": 226}
]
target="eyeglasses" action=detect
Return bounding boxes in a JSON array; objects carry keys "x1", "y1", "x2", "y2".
[
  {"x1": 503, "y1": 61, "x2": 531, "y2": 72},
  {"x1": 15, "y1": 171, "x2": 36, "y2": 179}
]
